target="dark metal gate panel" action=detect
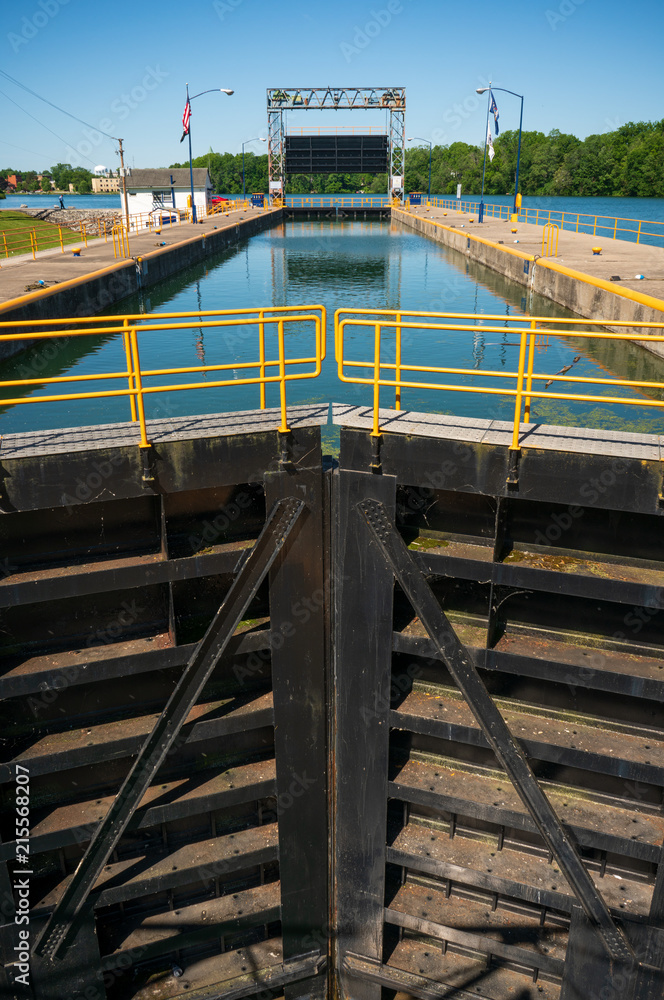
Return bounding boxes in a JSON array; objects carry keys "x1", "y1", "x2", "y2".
[
  {"x1": 332, "y1": 406, "x2": 664, "y2": 1000},
  {"x1": 3, "y1": 401, "x2": 664, "y2": 1000},
  {"x1": 0, "y1": 406, "x2": 329, "y2": 1000}
]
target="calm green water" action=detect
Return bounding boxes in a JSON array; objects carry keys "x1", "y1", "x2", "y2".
[{"x1": 1, "y1": 219, "x2": 663, "y2": 444}]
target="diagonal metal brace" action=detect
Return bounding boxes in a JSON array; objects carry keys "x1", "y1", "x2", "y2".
[
  {"x1": 357, "y1": 496, "x2": 637, "y2": 971},
  {"x1": 33, "y1": 496, "x2": 306, "y2": 963}
]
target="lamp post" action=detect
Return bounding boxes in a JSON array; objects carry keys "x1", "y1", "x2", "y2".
[
  {"x1": 476, "y1": 84, "x2": 524, "y2": 221},
  {"x1": 185, "y1": 84, "x2": 234, "y2": 223},
  {"x1": 406, "y1": 136, "x2": 432, "y2": 200},
  {"x1": 242, "y1": 137, "x2": 266, "y2": 199}
]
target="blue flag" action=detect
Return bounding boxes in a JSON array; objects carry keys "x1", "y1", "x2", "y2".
[{"x1": 490, "y1": 92, "x2": 499, "y2": 135}]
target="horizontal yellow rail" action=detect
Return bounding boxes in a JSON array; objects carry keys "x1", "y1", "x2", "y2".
[
  {"x1": 0, "y1": 305, "x2": 326, "y2": 447},
  {"x1": 334, "y1": 308, "x2": 664, "y2": 447},
  {"x1": 427, "y1": 197, "x2": 664, "y2": 247},
  {"x1": 1, "y1": 221, "x2": 91, "y2": 260}
]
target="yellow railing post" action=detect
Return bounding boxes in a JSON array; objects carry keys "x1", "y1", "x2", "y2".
[
  {"x1": 123, "y1": 318, "x2": 137, "y2": 423},
  {"x1": 2, "y1": 233, "x2": 8, "y2": 258},
  {"x1": 259, "y1": 309, "x2": 266, "y2": 409},
  {"x1": 277, "y1": 319, "x2": 289, "y2": 433},
  {"x1": 128, "y1": 328, "x2": 150, "y2": 448},
  {"x1": 510, "y1": 326, "x2": 529, "y2": 454},
  {"x1": 637, "y1": 221, "x2": 642, "y2": 245},
  {"x1": 523, "y1": 320, "x2": 537, "y2": 424},
  {"x1": 372, "y1": 323, "x2": 381, "y2": 437},
  {"x1": 395, "y1": 312, "x2": 402, "y2": 410},
  {"x1": 59, "y1": 226, "x2": 64, "y2": 253}
]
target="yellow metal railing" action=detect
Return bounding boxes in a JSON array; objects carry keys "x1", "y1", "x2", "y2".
[
  {"x1": 541, "y1": 222, "x2": 559, "y2": 257},
  {"x1": 0, "y1": 305, "x2": 326, "y2": 447},
  {"x1": 426, "y1": 198, "x2": 664, "y2": 247},
  {"x1": 334, "y1": 308, "x2": 664, "y2": 450},
  {"x1": 284, "y1": 196, "x2": 389, "y2": 208},
  {"x1": 1, "y1": 221, "x2": 91, "y2": 259},
  {"x1": 112, "y1": 224, "x2": 130, "y2": 260}
]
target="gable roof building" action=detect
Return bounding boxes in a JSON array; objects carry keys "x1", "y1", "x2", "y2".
[
  {"x1": 122, "y1": 168, "x2": 213, "y2": 224},
  {"x1": 125, "y1": 168, "x2": 212, "y2": 190}
]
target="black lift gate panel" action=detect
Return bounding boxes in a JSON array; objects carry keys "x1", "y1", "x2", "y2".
[
  {"x1": 284, "y1": 135, "x2": 389, "y2": 176},
  {"x1": 3, "y1": 405, "x2": 664, "y2": 1000}
]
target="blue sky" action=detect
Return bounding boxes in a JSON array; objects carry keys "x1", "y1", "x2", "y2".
[{"x1": 2, "y1": 0, "x2": 663, "y2": 173}]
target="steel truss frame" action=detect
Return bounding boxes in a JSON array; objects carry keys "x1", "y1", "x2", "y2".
[{"x1": 267, "y1": 87, "x2": 406, "y2": 200}]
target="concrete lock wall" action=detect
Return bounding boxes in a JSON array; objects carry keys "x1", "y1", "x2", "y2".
[
  {"x1": 393, "y1": 208, "x2": 664, "y2": 361},
  {"x1": 0, "y1": 209, "x2": 283, "y2": 362}
]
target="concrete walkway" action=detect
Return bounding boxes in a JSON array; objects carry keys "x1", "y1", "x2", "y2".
[
  {"x1": 0, "y1": 207, "x2": 258, "y2": 306},
  {"x1": 404, "y1": 203, "x2": 664, "y2": 303}
]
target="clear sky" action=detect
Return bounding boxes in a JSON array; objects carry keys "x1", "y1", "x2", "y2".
[{"x1": 2, "y1": 0, "x2": 663, "y2": 174}]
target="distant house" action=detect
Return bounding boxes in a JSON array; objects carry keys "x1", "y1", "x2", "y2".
[
  {"x1": 6, "y1": 174, "x2": 19, "y2": 192},
  {"x1": 122, "y1": 168, "x2": 213, "y2": 224},
  {"x1": 92, "y1": 176, "x2": 120, "y2": 193}
]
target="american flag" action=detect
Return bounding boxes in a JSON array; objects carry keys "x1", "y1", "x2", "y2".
[
  {"x1": 180, "y1": 100, "x2": 191, "y2": 142},
  {"x1": 489, "y1": 92, "x2": 499, "y2": 135}
]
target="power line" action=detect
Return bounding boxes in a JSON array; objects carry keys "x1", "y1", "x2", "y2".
[
  {"x1": 0, "y1": 87, "x2": 98, "y2": 166},
  {"x1": 0, "y1": 139, "x2": 61, "y2": 161},
  {"x1": 0, "y1": 69, "x2": 116, "y2": 140}
]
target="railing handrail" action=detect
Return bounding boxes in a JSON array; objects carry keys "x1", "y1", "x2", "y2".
[
  {"x1": 0, "y1": 305, "x2": 327, "y2": 447},
  {"x1": 334, "y1": 307, "x2": 664, "y2": 446},
  {"x1": 426, "y1": 197, "x2": 664, "y2": 246}
]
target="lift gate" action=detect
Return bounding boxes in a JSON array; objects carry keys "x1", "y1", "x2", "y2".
[{"x1": 1, "y1": 405, "x2": 664, "y2": 1000}]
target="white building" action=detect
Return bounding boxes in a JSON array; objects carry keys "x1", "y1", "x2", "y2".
[{"x1": 122, "y1": 168, "x2": 213, "y2": 225}]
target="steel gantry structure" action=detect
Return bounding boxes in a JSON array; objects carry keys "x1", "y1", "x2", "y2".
[{"x1": 267, "y1": 86, "x2": 406, "y2": 201}]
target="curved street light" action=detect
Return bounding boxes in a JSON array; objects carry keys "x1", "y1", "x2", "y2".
[
  {"x1": 476, "y1": 85, "x2": 524, "y2": 222},
  {"x1": 406, "y1": 136, "x2": 432, "y2": 200},
  {"x1": 185, "y1": 85, "x2": 234, "y2": 223},
  {"x1": 242, "y1": 137, "x2": 266, "y2": 199}
]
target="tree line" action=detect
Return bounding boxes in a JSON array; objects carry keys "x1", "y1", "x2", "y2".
[
  {"x1": 172, "y1": 119, "x2": 664, "y2": 198},
  {"x1": 0, "y1": 164, "x2": 97, "y2": 194},
  {"x1": 5, "y1": 120, "x2": 660, "y2": 200}
]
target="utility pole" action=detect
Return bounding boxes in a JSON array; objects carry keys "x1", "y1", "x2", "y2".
[{"x1": 117, "y1": 138, "x2": 130, "y2": 245}]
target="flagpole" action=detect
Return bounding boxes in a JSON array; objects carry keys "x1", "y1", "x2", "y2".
[
  {"x1": 478, "y1": 82, "x2": 491, "y2": 223},
  {"x1": 513, "y1": 93, "x2": 524, "y2": 216},
  {"x1": 477, "y1": 84, "x2": 524, "y2": 221},
  {"x1": 186, "y1": 84, "x2": 196, "y2": 224}
]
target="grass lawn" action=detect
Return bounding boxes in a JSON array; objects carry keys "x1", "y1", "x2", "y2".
[{"x1": 0, "y1": 210, "x2": 84, "y2": 257}]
